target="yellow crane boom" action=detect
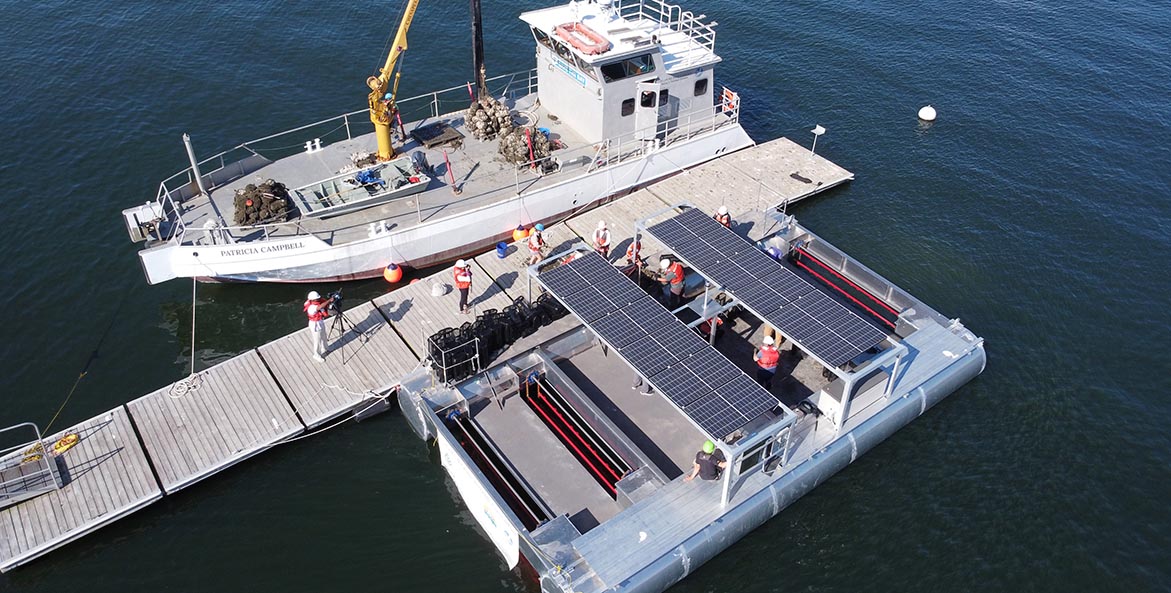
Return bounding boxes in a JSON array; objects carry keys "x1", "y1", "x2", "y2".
[{"x1": 367, "y1": 0, "x2": 421, "y2": 161}]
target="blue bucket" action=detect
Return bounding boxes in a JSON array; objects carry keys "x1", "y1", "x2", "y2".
[
  {"x1": 496, "y1": 242, "x2": 508, "y2": 258},
  {"x1": 537, "y1": 127, "x2": 551, "y2": 139}
]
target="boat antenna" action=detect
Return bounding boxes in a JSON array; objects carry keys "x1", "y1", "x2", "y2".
[{"x1": 470, "y1": 0, "x2": 489, "y2": 102}]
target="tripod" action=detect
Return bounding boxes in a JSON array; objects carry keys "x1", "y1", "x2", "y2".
[{"x1": 327, "y1": 304, "x2": 362, "y2": 341}]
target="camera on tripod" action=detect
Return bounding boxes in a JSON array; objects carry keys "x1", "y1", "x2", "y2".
[{"x1": 326, "y1": 289, "x2": 344, "y2": 314}]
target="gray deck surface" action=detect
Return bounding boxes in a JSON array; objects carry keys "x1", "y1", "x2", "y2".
[
  {"x1": 258, "y1": 299, "x2": 420, "y2": 428},
  {"x1": 373, "y1": 268, "x2": 516, "y2": 357},
  {"x1": 557, "y1": 346, "x2": 706, "y2": 480},
  {"x1": 472, "y1": 396, "x2": 621, "y2": 533},
  {"x1": 473, "y1": 222, "x2": 581, "y2": 297},
  {"x1": 0, "y1": 408, "x2": 161, "y2": 572},
  {"x1": 562, "y1": 190, "x2": 677, "y2": 264},
  {"x1": 570, "y1": 474, "x2": 729, "y2": 589},
  {"x1": 646, "y1": 136, "x2": 854, "y2": 224},
  {"x1": 126, "y1": 350, "x2": 304, "y2": 494},
  {"x1": 183, "y1": 95, "x2": 594, "y2": 248}
]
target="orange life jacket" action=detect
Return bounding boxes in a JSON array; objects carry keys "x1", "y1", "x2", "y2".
[
  {"x1": 454, "y1": 266, "x2": 472, "y2": 290},
  {"x1": 714, "y1": 213, "x2": 731, "y2": 228},
  {"x1": 664, "y1": 262, "x2": 685, "y2": 287},
  {"x1": 626, "y1": 240, "x2": 641, "y2": 261},
  {"x1": 304, "y1": 299, "x2": 328, "y2": 322},
  {"x1": 593, "y1": 229, "x2": 610, "y2": 248},
  {"x1": 756, "y1": 345, "x2": 779, "y2": 369}
]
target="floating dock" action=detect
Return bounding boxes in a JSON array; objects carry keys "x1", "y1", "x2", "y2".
[{"x1": 0, "y1": 136, "x2": 851, "y2": 572}]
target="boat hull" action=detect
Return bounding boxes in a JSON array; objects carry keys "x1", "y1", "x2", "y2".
[{"x1": 139, "y1": 124, "x2": 754, "y2": 284}]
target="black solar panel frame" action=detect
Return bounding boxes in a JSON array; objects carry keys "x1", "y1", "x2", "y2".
[
  {"x1": 646, "y1": 209, "x2": 888, "y2": 367},
  {"x1": 538, "y1": 250, "x2": 780, "y2": 439}
]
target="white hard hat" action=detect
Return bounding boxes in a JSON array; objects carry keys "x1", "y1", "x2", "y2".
[
  {"x1": 455, "y1": 259, "x2": 468, "y2": 268},
  {"x1": 659, "y1": 258, "x2": 671, "y2": 270},
  {"x1": 597, "y1": 220, "x2": 607, "y2": 229},
  {"x1": 307, "y1": 291, "x2": 321, "y2": 300},
  {"x1": 762, "y1": 335, "x2": 775, "y2": 345},
  {"x1": 718, "y1": 205, "x2": 728, "y2": 215}
]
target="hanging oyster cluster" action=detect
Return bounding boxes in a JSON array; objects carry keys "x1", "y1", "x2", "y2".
[
  {"x1": 233, "y1": 179, "x2": 295, "y2": 225},
  {"x1": 466, "y1": 97, "x2": 512, "y2": 141}
]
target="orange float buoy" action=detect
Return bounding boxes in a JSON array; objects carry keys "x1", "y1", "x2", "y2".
[
  {"x1": 512, "y1": 225, "x2": 529, "y2": 242},
  {"x1": 245, "y1": 199, "x2": 254, "y2": 207},
  {"x1": 383, "y1": 263, "x2": 403, "y2": 283}
]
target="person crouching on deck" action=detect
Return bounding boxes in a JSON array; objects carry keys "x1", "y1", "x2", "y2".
[{"x1": 685, "y1": 440, "x2": 727, "y2": 481}]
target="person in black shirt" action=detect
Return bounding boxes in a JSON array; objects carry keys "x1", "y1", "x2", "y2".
[{"x1": 685, "y1": 440, "x2": 727, "y2": 481}]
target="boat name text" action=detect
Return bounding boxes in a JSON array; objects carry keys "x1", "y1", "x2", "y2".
[{"x1": 218, "y1": 242, "x2": 306, "y2": 257}]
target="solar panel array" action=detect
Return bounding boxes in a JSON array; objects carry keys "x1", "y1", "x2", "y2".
[
  {"x1": 647, "y1": 208, "x2": 887, "y2": 367},
  {"x1": 538, "y1": 252, "x2": 779, "y2": 439}
]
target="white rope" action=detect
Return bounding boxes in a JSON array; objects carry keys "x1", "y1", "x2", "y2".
[{"x1": 169, "y1": 276, "x2": 202, "y2": 398}]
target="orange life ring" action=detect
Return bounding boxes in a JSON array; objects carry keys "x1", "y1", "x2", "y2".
[
  {"x1": 554, "y1": 22, "x2": 611, "y2": 55},
  {"x1": 721, "y1": 89, "x2": 739, "y2": 114}
]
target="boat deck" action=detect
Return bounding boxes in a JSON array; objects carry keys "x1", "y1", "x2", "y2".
[
  {"x1": 2, "y1": 135, "x2": 853, "y2": 572},
  {"x1": 180, "y1": 94, "x2": 597, "y2": 247}
]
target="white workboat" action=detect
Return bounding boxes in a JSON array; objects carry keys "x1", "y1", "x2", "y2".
[{"x1": 121, "y1": 0, "x2": 753, "y2": 284}]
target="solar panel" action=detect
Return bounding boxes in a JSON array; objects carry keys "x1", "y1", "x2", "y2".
[
  {"x1": 644, "y1": 209, "x2": 888, "y2": 367},
  {"x1": 715, "y1": 375, "x2": 779, "y2": 423},
  {"x1": 684, "y1": 393, "x2": 748, "y2": 440},
  {"x1": 537, "y1": 250, "x2": 780, "y2": 440},
  {"x1": 649, "y1": 363, "x2": 708, "y2": 407},
  {"x1": 591, "y1": 311, "x2": 643, "y2": 348}
]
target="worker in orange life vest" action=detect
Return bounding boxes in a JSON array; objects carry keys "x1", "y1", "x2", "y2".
[
  {"x1": 527, "y1": 223, "x2": 546, "y2": 265},
  {"x1": 625, "y1": 238, "x2": 643, "y2": 267},
  {"x1": 714, "y1": 205, "x2": 731, "y2": 228},
  {"x1": 453, "y1": 259, "x2": 473, "y2": 314},
  {"x1": 658, "y1": 257, "x2": 685, "y2": 309},
  {"x1": 593, "y1": 220, "x2": 612, "y2": 259},
  {"x1": 303, "y1": 290, "x2": 335, "y2": 362},
  {"x1": 753, "y1": 335, "x2": 780, "y2": 389}
]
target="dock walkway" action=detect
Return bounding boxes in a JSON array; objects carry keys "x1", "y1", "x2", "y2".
[{"x1": 0, "y1": 136, "x2": 851, "y2": 572}]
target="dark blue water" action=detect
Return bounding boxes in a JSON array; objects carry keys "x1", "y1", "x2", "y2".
[{"x1": 2, "y1": 0, "x2": 1169, "y2": 591}]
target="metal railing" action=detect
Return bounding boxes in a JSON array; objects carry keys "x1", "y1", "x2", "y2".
[
  {"x1": 0, "y1": 423, "x2": 61, "y2": 508},
  {"x1": 509, "y1": 85, "x2": 742, "y2": 193},
  {"x1": 615, "y1": 0, "x2": 717, "y2": 54},
  {"x1": 152, "y1": 75, "x2": 742, "y2": 249},
  {"x1": 153, "y1": 69, "x2": 541, "y2": 244}
]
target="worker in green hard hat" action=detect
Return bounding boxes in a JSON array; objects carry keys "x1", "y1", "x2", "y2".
[{"x1": 685, "y1": 440, "x2": 727, "y2": 482}]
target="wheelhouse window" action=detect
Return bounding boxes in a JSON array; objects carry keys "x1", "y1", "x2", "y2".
[
  {"x1": 640, "y1": 90, "x2": 657, "y2": 108},
  {"x1": 573, "y1": 54, "x2": 599, "y2": 81},
  {"x1": 600, "y1": 54, "x2": 656, "y2": 83},
  {"x1": 621, "y1": 98, "x2": 635, "y2": 116},
  {"x1": 658, "y1": 89, "x2": 669, "y2": 106},
  {"x1": 694, "y1": 78, "x2": 709, "y2": 96},
  {"x1": 532, "y1": 27, "x2": 554, "y2": 50}
]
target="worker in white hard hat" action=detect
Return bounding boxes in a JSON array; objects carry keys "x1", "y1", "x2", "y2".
[
  {"x1": 303, "y1": 290, "x2": 335, "y2": 362},
  {"x1": 714, "y1": 205, "x2": 731, "y2": 228},
  {"x1": 753, "y1": 335, "x2": 781, "y2": 390},
  {"x1": 592, "y1": 220, "x2": 612, "y2": 260},
  {"x1": 658, "y1": 257, "x2": 685, "y2": 309},
  {"x1": 453, "y1": 259, "x2": 473, "y2": 314}
]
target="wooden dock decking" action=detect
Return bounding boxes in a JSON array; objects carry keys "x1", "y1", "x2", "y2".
[
  {"x1": 0, "y1": 136, "x2": 851, "y2": 572},
  {"x1": 0, "y1": 408, "x2": 160, "y2": 570}
]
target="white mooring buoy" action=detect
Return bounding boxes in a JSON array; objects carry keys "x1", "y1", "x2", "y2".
[{"x1": 918, "y1": 105, "x2": 937, "y2": 121}]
